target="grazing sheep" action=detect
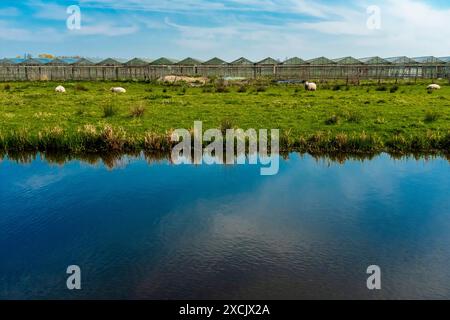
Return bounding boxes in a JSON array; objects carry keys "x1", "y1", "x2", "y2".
[
  {"x1": 427, "y1": 84, "x2": 441, "y2": 90},
  {"x1": 304, "y1": 81, "x2": 317, "y2": 91},
  {"x1": 111, "y1": 87, "x2": 126, "y2": 93},
  {"x1": 55, "y1": 85, "x2": 66, "y2": 93}
]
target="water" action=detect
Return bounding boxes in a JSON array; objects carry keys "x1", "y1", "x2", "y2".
[{"x1": 1, "y1": 153, "x2": 449, "y2": 300}]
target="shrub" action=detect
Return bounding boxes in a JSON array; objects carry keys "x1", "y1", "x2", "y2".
[
  {"x1": 390, "y1": 85, "x2": 399, "y2": 93},
  {"x1": 375, "y1": 117, "x2": 386, "y2": 124},
  {"x1": 214, "y1": 79, "x2": 229, "y2": 93},
  {"x1": 4, "y1": 84, "x2": 11, "y2": 91},
  {"x1": 332, "y1": 84, "x2": 342, "y2": 91},
  {"x1": 130, "y1": 105, "x2": 146, "y2": 118},
  {"x1": 103, "y1": 104, "x2": 117, "y2": 118},
  {"x1": 75, "y1": 83, "x2": 89, "y2": 91},
  {"x1": 325, "y1": 115, "x2": 340, "y2": 125},
  {"x1": 202, "y1": 86, "x2": 213, "y2": 93},
  {"x1": 179, "y1": 86, "x2": 187, "y2": 95},
  {"x1": 219, "y1": 118, "x2": 234, "y2": 134},
  {"x1": 256, "y1": 86, "x2": 267, "y2": 92},
  {"x1": 376, "y1": 85, "x2": 387, "y2": 91},
  {"x1": 424, "y1": 110, "x2": 439, "y2": 123},
  {"x1": 75, "y1": 107, "x2": 85, "y2": 116},
  {"x1": 346, "y1": 111, "x2": 362, "y2": 123},
  {"x1": 237, "y1": 85, "x2": 247, "y2": 93}
]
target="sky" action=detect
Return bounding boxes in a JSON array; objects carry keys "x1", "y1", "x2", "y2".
[{"x1": 0, "y1": 0, "x2": 449, "y2": 61}]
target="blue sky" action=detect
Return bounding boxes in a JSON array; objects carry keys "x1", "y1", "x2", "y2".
[{"x1": 0, "y1": 0, "x2": 449, "y2": 60}]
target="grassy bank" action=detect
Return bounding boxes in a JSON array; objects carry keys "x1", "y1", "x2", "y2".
[{"x1": 0, "y1": 80, "x2": 449, "y2": 155}]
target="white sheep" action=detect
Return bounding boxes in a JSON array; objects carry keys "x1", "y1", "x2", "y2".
[
  {"x1": 427, "y1": 84, "x2": 441, "y2": 90},
  {"x1": 111, "y1": 87, "x2": 126, "y2": 93},
  {"x1": 55, "y1": 85, "x2": 66, "y2": 93},
  {"x1": 304, "y1": 81, "x2": 317, "y2": 91}
]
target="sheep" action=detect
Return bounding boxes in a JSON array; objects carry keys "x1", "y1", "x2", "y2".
[
  {"x1": 55, "y1": 85, "x2": 66, "y2": 93},
  {"x1": 111, "y1": 87, "x2": 126, "y2": 93},
  {"x1": 304, "y1": 81, "x2": 317, "y2": 91},
  {"x1": 427, "y1": 84, "x2": 441, "y2": 90}
]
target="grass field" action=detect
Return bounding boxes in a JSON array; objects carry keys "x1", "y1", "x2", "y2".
[{"x1": 0, "y1": 80, "x2": 449, "y2": 155}]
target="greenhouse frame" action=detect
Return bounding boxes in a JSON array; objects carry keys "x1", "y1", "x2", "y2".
[{"x1": 0, "y1": 56, "x2": 449, "y2": 81}]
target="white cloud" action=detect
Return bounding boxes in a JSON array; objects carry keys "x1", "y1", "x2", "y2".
[
  {"x1": 0, "y1": 7, "x2": 21, "y2": 16},
  {"x1": 71, "y1": 23, "x2": 139, "y2": 37},
  {"x1": 2, "y1": 0, "x2": 450, "y2": 58},
  {"x1": 161, "y1": 0, "x2": 450, "y2": 59}
]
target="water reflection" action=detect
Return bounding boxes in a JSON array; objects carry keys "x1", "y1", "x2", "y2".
[
  {"x1": 1, "y1": 150, "x2": 448, "y2": 169},
  {"x1": 0, "y1": 152, "x2": 450, "y2": 299}
]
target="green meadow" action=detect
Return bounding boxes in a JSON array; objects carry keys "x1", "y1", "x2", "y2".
[{"x1": 0, "y1": 80, "x2": 449, "y2": 154}]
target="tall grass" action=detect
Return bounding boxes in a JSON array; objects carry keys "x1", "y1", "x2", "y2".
[
  {"x1": 1, "y1": 126, "x2": 450, "y2": 155},
  {"x1": 424, "y1": 110, "x2": 439, "y2": 123},
  {"x1": 103, "y1": 103, "x2": 117, "y2": 118},
  {"x1": 130, "y1": 104, "x2": 146, "y2": 118}
]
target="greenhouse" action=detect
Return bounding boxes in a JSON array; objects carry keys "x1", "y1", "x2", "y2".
[
  {"x1": 0, "y1": 58, "x2": 14, "y2": 65},
  {"x1": 150, "y1": 57, "x2": 174, "y2": 65},
  {"x1": 96, "y1": 58, "x2": 122, "y2": 66},
  {"x1": 256, "y1": 57, "x2": 280, "y2": 65},
  {"x1": 45, "y1": 58, "x2": 68, "y2": 66},
  {"x1": 413, "y1": 56, "x2": 445, "y2": 64},
  {"x1": 359, "y1": 56, "x2": 391, "y2": 65},
  {"x1": 230, "y1": 57, "x2": 254, "y2": 65},
  {"x1": 18, "y1": 58, "x2": 44, "y2": 66},
  {"x1": 332, "y1": 57, "x2": 363, "y2": 65},
  {"x1": 282, "y1": 57, "x2": 308, "y2": 65},
  {"x1": 307, "y1": 57, "x2": 336, "y2": 65},
  {"x1": 71, "y1": 58, "x2": 94, "y2": 66},
  {"x1": 202, "y1": 57, "x2": 227, "y2": 65},
  {"x1": 124, "y1": 58, "x2": 150, "y2": 66},
  {"x1": 176, "y1": 57, "x2": 202, "y2": 65},
  {"x1": 0, "y1": 55, "x2": 449, "y2": 81},
  {"x1": 199, "y1": 57, "x2": 228, "y2": 77}
]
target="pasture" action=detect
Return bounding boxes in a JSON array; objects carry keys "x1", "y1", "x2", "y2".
[{"x1": 0, "y1": 80, "x2": 449, "y2": 154}]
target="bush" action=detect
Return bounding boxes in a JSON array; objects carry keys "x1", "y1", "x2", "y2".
[
  {"x1": 219, "y1": 118, "x2": 234, "y2": 134},
  {"x1": 390, "y1": 85, "x2": 399, "y2": 93},
  {"x1": 237, "y1": 85, "x2": 247, "y2": 93},
  {"x1": 332, "y1": 84, "x2": 342, "y2": 91},
  {"x1": 75, "y1": 107, "x2": 85, "y2": 116},
  {"x1": 376, "y1": 85, "x2": 387, "y2": 91},
  {"x1": 202, "y1": 86, "x2": 213, "y2": 93},
  {"x1": 325, "y1": 115, "x2": 340, "y2": 125},
  {"x1": 4, "y1": 84, "x2": 11, "y2": 91},
  {"x1": 179, "y1": 86, "x2": 187, "y2": 95},
  {"x1": 256, "y1": 86, "x2": 267, "y2": 92},
  {"x1": 214, "y1": 79, "x2": 229, "y2": 93},
  {"x1": 103, "y1": 104, "x2": 117, "y2": 118},
  {"x1": 75, "y1": 84, "x2": 89, "y2": 91},
  {"x1": 424, "y1": 110, "x2": 439, "y2": 123},
  {"x1": 215, "y1": 84, "x2": 229, "y2": 93},
  {"x1": 375, "y1": 117, "x2": 386, "y2": 124},
  {"x1": 346, "y1": 112, "x2": 362, "y2": 123},
  {"x1": 130, "y1": 105, "x2": 146, "y2": 118}
]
